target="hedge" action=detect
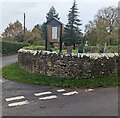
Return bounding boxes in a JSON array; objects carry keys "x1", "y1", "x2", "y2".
[
  {"x1": 1, "y1": 41, "x2": 28, "y2": 55},
  {"x1": 23, "y1": 45, "x2": 45, "y2": 50}
]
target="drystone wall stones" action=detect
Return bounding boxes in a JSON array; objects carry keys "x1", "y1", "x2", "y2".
[{"x1": 18, "y1": 49, "x2": 119, "y2": 79}]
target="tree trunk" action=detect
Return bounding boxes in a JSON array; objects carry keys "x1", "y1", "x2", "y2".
[{"x1": 73, "y1": 44, "x2": 75, "y2": 49}]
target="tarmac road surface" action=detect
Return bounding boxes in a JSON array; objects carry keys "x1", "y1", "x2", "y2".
[{"x1": 1, "y1": 55, "x2": 119, "y2": 116}]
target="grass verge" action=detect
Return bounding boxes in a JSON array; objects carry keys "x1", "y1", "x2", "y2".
[{"x1": 2, "y1": 63, "x2": 119, "y2": 88}]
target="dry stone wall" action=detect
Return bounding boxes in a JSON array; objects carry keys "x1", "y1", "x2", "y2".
[{"x1": 18, "y1": 49, "x2": 119, "y2": 79}]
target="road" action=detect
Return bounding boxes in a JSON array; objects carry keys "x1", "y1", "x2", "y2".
[
  {"x1": 0, "y1": 55, "x2": 18, "y2": 67},
  {"x1": 1, "y1": 55, "x2": 119, "y2": 116}
]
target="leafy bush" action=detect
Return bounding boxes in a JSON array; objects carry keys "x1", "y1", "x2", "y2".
[
  {"x1": 23, "y1": 45, "x2": 55, "y2": 52},
  {"x1": 22, "y1": 45, "x2": 119, "y2": 53},
  {"x1": 78, "y1": 45, "x2": 83, "y2": 53},
  {"x1": 1, "y1": 41, "x2": 28, "y2": 55},
  {"x1": 105, "y1": 45, "x2": 118, "y2": 53},
  {"x1": 82, "y1": 45, "x2": 118, "y2": 53},
  {"x1": 23, "y1": 46, "x2": 45, "y2": 50}
]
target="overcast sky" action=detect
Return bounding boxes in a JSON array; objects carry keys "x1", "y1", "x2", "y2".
[{"x1": 1, "y1": 0, "x2": 119, "y2": 34}]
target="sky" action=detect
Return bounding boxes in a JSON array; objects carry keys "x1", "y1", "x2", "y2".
[{"x1": 1, "y1": 0, "x2": 119, "y2": 34}]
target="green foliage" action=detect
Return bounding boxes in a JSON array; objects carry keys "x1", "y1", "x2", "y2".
[
  {"x1": 63, "y1": 0, "x2": 82, "y2": 48},
  {"x1": 63, "y1": 28, "x2": 74, "y2": 46},
  {"x1": 23, "y1": 45, "x2": 78, "y2": 53},
  {"x1": 78, "y1": 45, "x2": 84, "y2": 53},
  {"x1": 25, "y1": 24, "x2": 45, "y2": 45},
  {"x1": 105, "y1": 45, "x2": 119, "y2": 53},
  {"x1": 46, "y1": 6, "x2": 60, "y2": 21},
  {"x1": 1, "y1": 41, "x2": 28, "y2": 55},
  {"x1": 23, "y1": 46, "x2": 45, "y2": 50},
  {"x1": 2, "y1": 20, "x2": 45, "y2": 46},
  {"x1": 2, "y1": 63, "x2": 119, "y2": 88},
  {"x1": 84, "y1": 7, "x2": 118, "y2": 45},
  {"x1": 83, "y1": 45, "x2": 118, "y2": 53},
  {"x1": 41, "y1": 22, "x2": 46, "y2": 41},
  {"x1": 23, "y1": 45, "x2": 55, "y2": 52},
  {"x1": 22, "y1": 45, "x2": 118, "y2": 53},
  {"x1": 2, "y1": 20, "x2": 24, "y2": 42}
]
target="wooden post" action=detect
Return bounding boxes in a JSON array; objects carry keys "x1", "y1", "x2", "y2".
[
  {"x1": 117, "y1": 1, "x2": 120, "y2": 77},
  {"x1": 60, "y1": 24, "x2": 62, "y2": 52},
  {"x1": 118, "y1": 1, "x2": 120, "y2": 54},
  {"x1": 24, "y1": 13, "x2": 26, "y2": 41},
  {"x1": 45, "y1": 25, "x2": 48, "y2": 50}
]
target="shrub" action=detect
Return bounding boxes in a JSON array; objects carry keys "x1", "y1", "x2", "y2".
[
  {"x1": 82, "y1": 45, "x2": 118, "y2": 53},
  {"x1": 23, "y1": 45, "x2": 55, "y2": 52},
  {"x1": 1, "y1": 41, "x2": 28, "y2": 55},
  {"x1": 105, "y1": 45, "x2": 118, "y2": 53},
  {"x1": 23, "y1": 46, "x2": 45, "y2": 50},
  {"x1": 78, "y1": 45, "x2": 83, "y2": 53}
]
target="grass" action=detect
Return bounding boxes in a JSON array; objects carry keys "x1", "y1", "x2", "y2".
[
  {"x1": 23, "y1": 46, "x2": 78, "y2": 53},
  {"x1": 2, "y1": 63, "x2": 119, "y2": 88},
  {"x1": 53, "y1": 49, "x2": 78, "y2": 53},
  {"x1": 23, "y1": 45, "x2": 45, "y2": 50},
  {"x1": 22, "y1": 45, "x2": 119, "y2": 53}
]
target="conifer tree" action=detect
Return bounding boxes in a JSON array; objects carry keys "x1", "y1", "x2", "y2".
[
  {"x1": 63, "y1": 0, "x2": 82, "y2": 49},
  {"x1": 46, "y1": 6, "x2": 60, "y2": 21}
]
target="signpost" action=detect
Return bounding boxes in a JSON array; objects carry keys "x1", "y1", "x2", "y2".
[{"x1": 45, "y1": 17, "x2": 63, "y2": 52}]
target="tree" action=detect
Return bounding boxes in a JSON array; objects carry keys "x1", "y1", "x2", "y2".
[
  {"x1": 84, "y1": 6, "x2": 118, "y2": 45},
  {"x1": 46, "y1": 6, "x2": 60, "y2": 21},
  {"x1": 2, "y1": 20, "x2": 24, "y2": 42},
  {"x1": 42, "y1": 6, "x2": 60, "y2": 45},
  {"x1": 26, "y1": 24, "x2": 44, "y2": 45},
  {"x1": 63, "y1": 0, "x2": 82, "y2": 49},
  {"x1": 2, "y1": 20, "x2": 45, "y2": 45},
  {"x1": 95, "y1": 7, "x2": 118, "y2": 45},
  {"x1": 84, "y1": 21, "x2": 98, "y2": 46},
  {"x1": 41, "y1": 22, "x2": 46, "y2": 40}
]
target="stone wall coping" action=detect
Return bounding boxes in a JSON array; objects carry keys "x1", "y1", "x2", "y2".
[{"x1": 18, "y1": 49, "x2": 119, "y2": 60}]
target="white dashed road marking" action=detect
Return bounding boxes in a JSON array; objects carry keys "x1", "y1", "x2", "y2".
[
  {"x1": 8, "y1": 100, "x2": 29, "y2": 107},
  {"x1": 85, "y1": 89, "x2": 94, "y2": 92},
  {"x1": 57, "y1": 89, "x2": 65, "y2": 92},
  {"x1": 39, "y1": 95, "x2": 57, "y2": 100},
  {"x1": 63, "y1": 91, "x2": 78, "y2": 96},
  {"x1": 34, "y1": 91, "x2": 52, "y2": 96},
  {"x1": 5, "y1": 96, "x2": 25, "y2": 102},
  {"x1": 5, "y1": 89, "x2": 79, "y2": 107},
  {"x1": 5, "y1": 96, "x2": 29, "y2": 107}
]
